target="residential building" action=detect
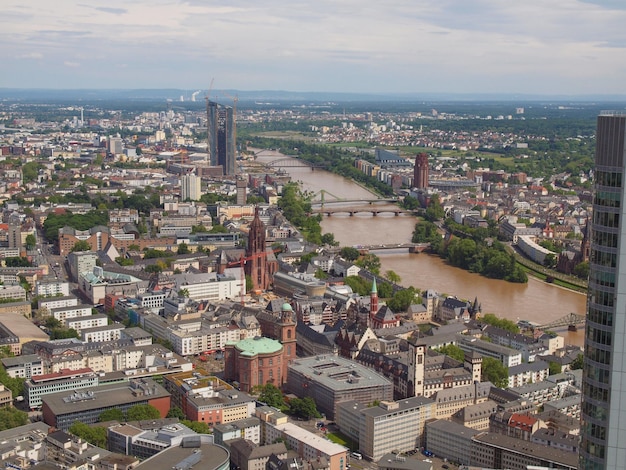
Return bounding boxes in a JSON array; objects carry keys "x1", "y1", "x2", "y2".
[
  {"x1": 213, "y1": 417, "x2": 262, "y2": 446},
  {"x1": 507, "y1": 360, "x2": 550, "y2": 388},
  {"x1": 81, "y1": 323, "x2": 124, "y2": 343},
  {"x1": 65, "y1": 313, "x2": 108, "y2": 334},
  {"x1": 35, "y1": 280, "x2": 70, "y2": 297},
  {"x1": 263, "y1": 421, "x2": 348, "y2": 469},
  {"x1": 49, "y1": 304, "x2": 94, "y2": 322},
  {"x1": 1, "y1": 354, "x2": 44, "y2": 378},
  {"x1": 228, "y1": 439, "x2": 288, "y2": 470},
  {"x1": 180, "y1": 173, "x2": 202, "y2": 201}
]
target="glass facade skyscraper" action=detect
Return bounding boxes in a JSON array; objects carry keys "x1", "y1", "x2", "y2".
[
  {"x1": 207, "y1": 100, "x2": 235, "y2": 175},
  {"x1": 580, "y1": 113, "x2": 626, "y2": 470}
]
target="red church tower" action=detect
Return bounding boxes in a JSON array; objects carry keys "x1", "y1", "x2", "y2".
[{"x1": 246, "y1": 207, "x2": 277, "y2": 291}]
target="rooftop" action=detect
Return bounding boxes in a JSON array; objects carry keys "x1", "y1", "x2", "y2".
[
  {"x1": 288, "y1": 355, "x2": 392, "y2": 391},
  {"x1": 232, "y1": 336, "x2": 283, "y2": 356}
]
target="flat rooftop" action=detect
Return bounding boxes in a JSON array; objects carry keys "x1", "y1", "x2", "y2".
[
  {"x1": 288, "y1": 355, "x2": 392, "y2": 391},
  {"x1": 136, "y1": 442, "x2": 229, "y2": 470},
  {"x1": 42, "y1": 378, "x2": 170, "y2": 415}
]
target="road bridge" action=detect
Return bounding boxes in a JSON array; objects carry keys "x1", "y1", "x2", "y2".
[
  {"x1": 313, "y1": 206, "x2": 411, "y2": 217},
  {"x1": 263, "y1": 157, "x2": 326, "y2": 170}
]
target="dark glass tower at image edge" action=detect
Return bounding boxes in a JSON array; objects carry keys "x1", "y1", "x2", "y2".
[{"x1": 580, "y1": 112, "x2": 626, "y2": 470}]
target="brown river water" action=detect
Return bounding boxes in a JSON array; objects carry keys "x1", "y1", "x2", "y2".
[{"x1": 254, "y1": 150, "x2": 586, "y2": 346}]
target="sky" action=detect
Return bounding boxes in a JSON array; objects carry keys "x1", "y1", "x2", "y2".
[{"x1": 2, "y1": 0, "x2": 626, "y2": 95}]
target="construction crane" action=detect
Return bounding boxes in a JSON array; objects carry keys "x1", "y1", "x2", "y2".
[{"x1": 226, "y1": 247, "x2": 281, "y2": 306}]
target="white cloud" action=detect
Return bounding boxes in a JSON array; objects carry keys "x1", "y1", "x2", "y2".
[
  {"x1": 1, "y1": 0, "x2": 625, "y2": 94},
  {"x1": 16, "y1": 52, "x2": 43, "y2": 59},
  {"x1": 63, "y1": 61, "x2": 80, "y2": 67}
]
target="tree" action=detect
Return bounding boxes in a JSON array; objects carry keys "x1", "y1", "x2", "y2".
[
  {"x1": 99, "y1": 408, "x2": 125, "y2": 422},
  {"x1": 71, "y1": 240, "x2": 91, "y2": 252},
  {"x1": 570, "y1": 354, "x2": 584, "y2": 370},
  {"x1": 355, "y1": 254, "x2": 381, "y2": 275},
  {"x1": 69, "y1": 421, "x2": 107, "y2": 448},
  {"x1": 177, "y1": 243, "x2": 190, "y2": 255},
  {"x1": 167, "y1": 407, "x2": 186, "y2": 419},
  {"x1": 424, "y1": 194, "x2": 445, "y2": 221},
  {"x1": 340, "y1": 246, "x2": 360, "y2": 262},
  {"x1": 436, "y1": 344, "x2": 465, "y2": 362},
  {"x1": 544, "y1": 253, "x2": 557, "y2": 269},
  {"x1": 126, "y1": 404, "x2": 161, "y2": 421},
  {"x1": 321, "y1": 233, "x2": 339, "y2": 247},
  {"x1": 482, "y1": 357, "x2": 508, "y2": 388},
  {"x1": 257, "y1": 383, "x2": 288, "y2": 411},
  {"x1": 25, "y1": 234, "x2": 36, "y2": 250},
  {"x1": 387, "y1": 287, "x2": 419, "y2": 312},
  {"x1": 573, "y1": 261, "x2": 589, "y2": 279},
  {"x1": 385, "y1": 270, "x2": 401, "y2": 284},
  {"x1": 49, "y1": 328, "x2": 80, "y2": 340},
  {"x1": 480, "y1": 314, "x2": 520, "y2": 334},
  {"x1": 45, "y1": 317, "x2": 62, "y2": 329},
  {"x1": 377, "y1": 281, "x2": 394, "y2": 299},
  {"x1": 181, "y1": 420, "x2": 211, "y2": 434},
  {"x1": 314, "y1": 269, "x2": 328, "y2": 280},
  {"x1": 289, "y1": 397, "x2": 321, "y2": 420},
  {"x1": 0, "y1": 407, "x2": 28, "y2": 431},
  {"x1": 548, "y1": 361, "x2": 562, "y2": 375}
]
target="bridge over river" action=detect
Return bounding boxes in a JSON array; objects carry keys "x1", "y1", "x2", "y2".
[
  {"x1": 310, "y1": 195, "x2": 410, "y2": 217},
  {"x1": 349, "y1": 242, "x2": 431, "y2": 254}
]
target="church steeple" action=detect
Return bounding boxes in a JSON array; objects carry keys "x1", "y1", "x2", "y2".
[{"x1": 370, "y1": 278, "x2": 378, "y2": 321}]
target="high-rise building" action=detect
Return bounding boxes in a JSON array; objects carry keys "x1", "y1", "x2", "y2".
[
  {"x1": 207, "y1": 101, "x2": 235, "y2": 175},
  {"x1": 180, "y1": 173, "x2": 201, "y2": 201},
  {"x1": 414, "y1": 152, "x2": 429, "y2": 189},
  {"x1": 580, "y1": 112, "x2": 626, "y2": 470},
  {"x1": 236, "y1": 178, "x2": 247, "y2": 205}
]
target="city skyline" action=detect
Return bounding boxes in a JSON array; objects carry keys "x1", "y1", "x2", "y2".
[{"x1": 3, "y1": 1, "x2": 626, "y2": 96}]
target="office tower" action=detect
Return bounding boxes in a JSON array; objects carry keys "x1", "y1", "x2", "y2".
[
  {"x1": 8, "y1": 224, "x2": 21, "y2": 249},
  {"x1": 108, "y1": 137, "x2": 123, "y2": 156},
  {"x1": 236, "y1": 178, "x2": 247, "y2": 205},
  {"x1": 414, "y1": 153, "x2": 429, "y2": 189},
  {"x1": 180, "y1": 173, "x2": 201, "y2": 201},
  {"x1": 207, "y1": 100, "x2": 236, "y2": 175},
  {"x1": 580, "y1": 112, "x2": 626, "y2": 470}
]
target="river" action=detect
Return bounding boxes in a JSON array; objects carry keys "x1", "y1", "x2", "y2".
[{"x1": 254, "y1": 150, "x2": 586, "y2": 346}]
